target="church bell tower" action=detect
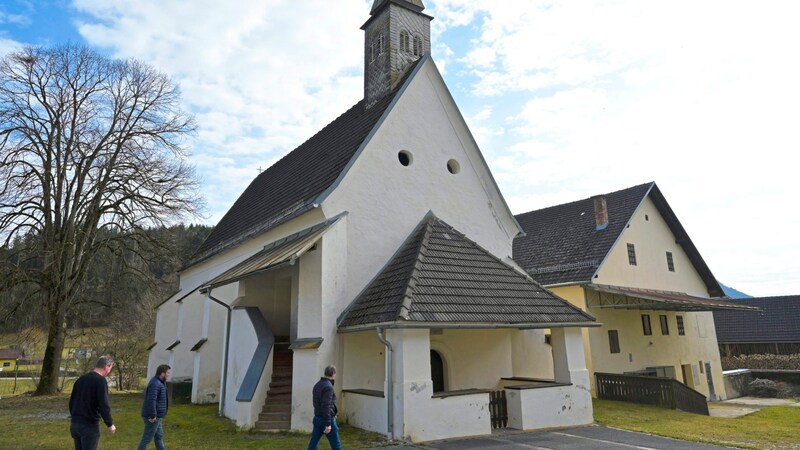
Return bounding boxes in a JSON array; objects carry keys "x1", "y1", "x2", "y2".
[{"x1": 362, "y1": 0, "x2": 433, "y2": 108}]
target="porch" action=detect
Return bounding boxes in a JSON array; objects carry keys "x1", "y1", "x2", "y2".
[{"x1": 341, "y1": 326, "x2": 594, "y2": 442}]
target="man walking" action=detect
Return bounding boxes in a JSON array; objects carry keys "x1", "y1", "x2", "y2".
[
  {"x1": 68, "y1": 356, "x2": 116, "y2": 450},
  {"x1": 307, "y1": 365, "x2": 341, "y2": 450},
  {"x1": 137, "y1": 364, "x2": 171, "y2": 450}
]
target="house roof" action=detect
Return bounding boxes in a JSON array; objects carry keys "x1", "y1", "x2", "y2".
[
  {"x1": 337, "y1": 213, "x2": 597, "y2": 331},
  {"x1": 0, "y1": 348, "x2": 21, "y2": 359},
  {"x1": 513, "y1": 182, "x2": 724, "y2": 297},
  {"x1": 190, "y1": 60, "x2": 422, "y2": 266},
  {"x1": 713, "y1": 296, "x2": 800, "y2": 343},
  {"x1": 585, "y1": 284, "x2": 758, "y2": 312}
]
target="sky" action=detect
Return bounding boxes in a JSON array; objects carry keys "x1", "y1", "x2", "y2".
[{"x1": 1, "y1": 0, "x2": 799, "y2": 296}]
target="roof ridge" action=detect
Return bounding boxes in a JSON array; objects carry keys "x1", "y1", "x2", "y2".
[
  {"x1": 514, "y1": 181, "x2": 654, "y2": 218},
  {"x1": 398, "y1": 218, "x2": 433, "y2": 320}
]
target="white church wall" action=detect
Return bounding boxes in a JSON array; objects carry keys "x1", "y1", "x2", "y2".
[{"x1": 322, "y1": 58, "x2": 523, "y2": 325}]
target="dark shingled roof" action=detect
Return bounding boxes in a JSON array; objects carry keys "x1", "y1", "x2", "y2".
[
  {"x1": 190, "y1": 61, "x2": 422, "y2": 265},
  {"x1": 513, "y1": 182, "x2": 724, "y2": 297},
  {"x1": 0, "y1": 348, "x2": 21, "y2": 359},
  {"x1": 338, "y1": 214, "x2": 596, "y2": 330},
  {"x1": 713, "y1": 296, "x2": 800, "y2": 343}
]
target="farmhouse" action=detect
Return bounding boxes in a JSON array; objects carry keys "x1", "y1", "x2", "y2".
[{"x1": 513, "y1": 182, "x2": 755, "y2": 401}]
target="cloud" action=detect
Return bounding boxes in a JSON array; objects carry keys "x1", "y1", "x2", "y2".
[
  {"x1": 72, "y1": 0, "x2": 371, "y2": 222},
  {"x1": 65, "y1": 0, "x2": 800, "y2": 295}
]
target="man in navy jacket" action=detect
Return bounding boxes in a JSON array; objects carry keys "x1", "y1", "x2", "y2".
[
  {"x1": 137, "y1": 364, "x2": 171, "y2": 450},
  {"x1": 69, "y1": 356, "x2": 116, "y2": 450},
  {"x1": 307, "y1": 365, "x2": 341, "y2": 450}
]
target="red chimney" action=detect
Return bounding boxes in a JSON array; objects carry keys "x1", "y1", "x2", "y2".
[{"x1": 593, "y1": 195, "x2": 608, "y2": 230}]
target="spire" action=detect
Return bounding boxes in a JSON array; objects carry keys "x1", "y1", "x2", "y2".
[{"x1": 362, "y1": 0, "x2": 433, "y2": 108}]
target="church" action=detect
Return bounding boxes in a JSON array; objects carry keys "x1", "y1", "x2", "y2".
[{"x1": 148, "y1": 0, "x2": 596, "y2": 442}]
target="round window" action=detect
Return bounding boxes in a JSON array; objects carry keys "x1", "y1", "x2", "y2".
[
  {"x1": 398, "y1": 150, "x2": 412, "y2": 166},
  {"x1": 447, "y1": 159, "x2": 460, "y2": 174}
]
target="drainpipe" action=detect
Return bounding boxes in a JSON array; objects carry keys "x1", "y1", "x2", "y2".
[
  {"x1": 376, "y1": 327, "x2": 394, "y2": 440},
  {"x1": 205, "y1": 288, "x2": 232, "y2": 417}
]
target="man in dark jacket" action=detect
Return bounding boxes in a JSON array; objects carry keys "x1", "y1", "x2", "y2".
[
  {"x1": 307, "y1": 365, "x2": 341, "y2": 450},
  {"x1": 137, "y1": 364, "x2": 171, "y2": 450},
  {"x1": 69, "y1": 356, "x2": 116, "y2": 450}
]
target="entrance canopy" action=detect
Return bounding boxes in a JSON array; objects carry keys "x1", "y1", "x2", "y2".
[
  {"x1": 584, "y1": 283, "x2": 759, "y2": 312},
  {"x1": 201, "y1": 216, "x2": 341, "y2": 291}
]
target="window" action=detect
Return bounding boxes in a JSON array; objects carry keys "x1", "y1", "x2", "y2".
[
  {"x1": 2, "y1": 362, "x2": 10, "y2": 368},
  {"x1": 378, "y1": 34, "x2": 385, "y2": 55},
  {"x1": 641, "y1": 314, "x2": 652, "y2": 335},
  {"x1": 413, "y1": 35, "x2": 423, "y2": 56},
  {"x1": 660, "y1": 315, "x2": 669, "y2": 335},
  {"x1": 677, "y1": 316, "x2": 685, "y2": 335},
  {"x1": 447, "y1": 159, "x2": 460, "y2": 174},
  {"x1": 627, "y1": 243, "x2": 637, "y2": 266},
  {"x1": 608, "y1": 330, "x2": 620, "y2": 353},
  {"x1": 400, "y1": 30, "x2": 410, "y2": 52},
  {"x1": 666, "y1": 251, "x2": 675, "y2": 272},
  {"x1": 370, "y1": 41, "x2": 376, "y2": 62},
  {"x1": 398, "y1": 150, "x2": 412, "y2": 166}
]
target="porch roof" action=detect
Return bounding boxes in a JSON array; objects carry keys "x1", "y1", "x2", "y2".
[
  {"x1": 584, "y1": 284, "x2": 759, "y2": 312},
  {"x1": 337, "y1": 213, "x2": 597, "y2": 332},
  {"x1": 201, "y1": 216, "x2": 341, "y2": 291}
]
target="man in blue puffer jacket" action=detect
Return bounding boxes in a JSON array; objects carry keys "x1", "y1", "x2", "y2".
[
  {"x1": 137, "y1": 364, "x2": 171, "y2": 450},
  {"x1": 307, "y1": 365, "x2": 341, "y2": 450}
]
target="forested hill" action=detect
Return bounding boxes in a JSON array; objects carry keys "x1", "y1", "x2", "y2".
[{"x1": 0, "y1": 224, "x2": 213, "y2": 333}]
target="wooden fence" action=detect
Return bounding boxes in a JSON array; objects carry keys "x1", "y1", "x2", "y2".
[
  {"x1": 595, "y1": 372, "x2": 709, "y2": 415},
  {"x1": 489, "y1": 390, "x2": 508, "y2": 428}
]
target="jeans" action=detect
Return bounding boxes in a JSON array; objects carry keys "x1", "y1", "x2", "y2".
[
  {"x1": 137, "y1": 417, "x2": 166, "y2": 450},
  {"x1": 307, "y1": 416, "x2": 341, "y2": 450},
  {"x1": 70, "y1": 421, "x2": 100, "y2": 450}
]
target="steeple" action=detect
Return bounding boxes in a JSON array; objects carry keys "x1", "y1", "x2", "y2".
[{"x1": 362, "y1": 0, "x2": 433, "y2": 108}]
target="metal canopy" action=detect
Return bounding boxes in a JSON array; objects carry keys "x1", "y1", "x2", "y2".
[
  {"x1": 584, "y1": 283, "x2": 759, "y2": 312},
  {"x1": 201, "y1": 216, "x2": 341, "y2": 291}
]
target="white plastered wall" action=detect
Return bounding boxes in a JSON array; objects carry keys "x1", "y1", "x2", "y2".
[
  {"x1": 147, "y1": 210, "x2": 326, "y2": 408},
  {"x1": 291, "y1": 218, "x2": 348, "y2": 431},
  {"x1": 148, "y1": 299, "x2": 177, "y2": 378},
  {"x1": 322, "y1": 58, "x2": 523, "y2": 324},
  {"x1": 388, "y1": 328, "x2": 491, "y2": 442}
]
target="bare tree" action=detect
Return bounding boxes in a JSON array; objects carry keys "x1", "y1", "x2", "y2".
[{"x1": 0, "y1": 44, "x2": 200, "y2": 395}]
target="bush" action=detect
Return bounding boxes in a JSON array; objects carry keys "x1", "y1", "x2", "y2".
[{"x1": 722, "y1": 353, "x2": 800, "y2": 371}]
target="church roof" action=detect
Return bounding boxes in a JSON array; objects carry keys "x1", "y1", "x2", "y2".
[
  {"x1": 190, "y1": 60, "x2": 423, "y2": 265},
  {"x1": 513, "y1": 182, "x2": 724, "y2": 297},
  {"x1": 337, "y1": 213, "x2": 596, "y2": 331}
]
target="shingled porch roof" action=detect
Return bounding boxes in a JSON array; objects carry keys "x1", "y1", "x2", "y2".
[{"x1": 337, "y1": 214, "x2": 597, "y2": 331}]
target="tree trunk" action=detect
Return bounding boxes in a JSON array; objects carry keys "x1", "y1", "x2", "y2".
[{"x1": 35, "y1": 299, "x2": 66, "y2": 395}]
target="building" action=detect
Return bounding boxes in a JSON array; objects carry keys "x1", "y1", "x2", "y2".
[
  {"x1": 0, "y1": 348, "x2": 21, "y2": 372},
  {"x1": 714, "y1": 295, "x2": 800, "y2": 356},
  {"x1": 148, "y1": 0, "x2": 596, "y2": 442},
  {"x1": 513, "y1": 182, "x2": 755, "y2": 400}
]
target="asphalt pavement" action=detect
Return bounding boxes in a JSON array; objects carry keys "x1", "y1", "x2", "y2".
[{"x1": 361, "y1": 425, "x2": 732, "y2": 449}]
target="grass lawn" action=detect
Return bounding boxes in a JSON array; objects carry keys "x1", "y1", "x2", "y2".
[
  {"x1": 0, "y1": 392, "x2": 390, "y2": 449},
  {"x1": 594, "y1": 399, "x2": 800, "y2": 450}
]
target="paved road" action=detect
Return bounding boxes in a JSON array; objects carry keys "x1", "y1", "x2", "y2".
[{"x1": 362, "y1": 426, "x2": 731, "y2": 449}]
